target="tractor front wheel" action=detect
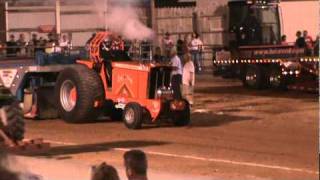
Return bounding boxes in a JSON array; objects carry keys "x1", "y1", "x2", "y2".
[
  {"x1": 55, "y1": 65, "x2": 104, "y2": 123},
  {"x1": 123, "y1": 103, "x2": 143, "y2": 129},
  {"x1": 172, "y1": 100, "x2": 191, "y2": 127}
]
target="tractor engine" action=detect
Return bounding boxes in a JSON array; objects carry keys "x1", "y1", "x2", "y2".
[{"x1": 148, "y1": 66, "x2": 173, "y2": 100}]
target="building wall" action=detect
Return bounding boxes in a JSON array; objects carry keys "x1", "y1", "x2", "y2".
[
  {"x1": 5, "y1": 3, "x2": 149, "y2": 47},
  {"x1": 154, "y1": 0, "x2": 229, "y2": 66}
]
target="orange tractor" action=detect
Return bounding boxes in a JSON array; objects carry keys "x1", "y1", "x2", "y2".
[{"x1": 54, "y1": 32, "x2": 190, "y2": 129}]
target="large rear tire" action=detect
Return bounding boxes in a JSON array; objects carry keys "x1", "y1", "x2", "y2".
[
  {"x1": 55, "y1": 65, "x2": 104, "y2": 123},
  {"x1": 1, "y1": 101, "x2": 25, "y2": 142}
]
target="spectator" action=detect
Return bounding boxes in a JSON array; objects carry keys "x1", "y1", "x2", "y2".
[
  {"x1": 170, "y1": 48, "x2": 183, "y2": 99},
  {"x1": 303, "y1": 30, "x2": 313, "y2": 55},
  {"x1": 0, "y1": 149, "x2": 35, "y2": 180},
  {"x1": 124, "y1": 150, "x2": 148, "y2": 180},
  {"x1": 60, "y1": 34, "x2": 72, "y2": 54},
  {"x1": 28, "y1": 33, "x2": 40, "y2": 56},
  {"x1": 182, "y1": 53, "x2": 195, "y2": 106},
  {"x1": 162, "y1": 32, "x2": 174, "y2": 61},
  {"x1": 47, "y1": 33, "x2": 55, "y2": 43},
  {"x1": 17, "y1": 33, "x2": 27, "y2": 56},
  {"x1": 314, "y1": 35, "x2": 319, "y2": 56},
  {"x1": 39, "y1": 37, "x2": 47, "y2": 53},
  {"x1": 129, "y1": 39, "x2": 140, "y2": 59},
  {"x1": 141, "y1": 39, "x2": 151, "y2": 61},
  {"x1": 295, "y1": 31, "x2": 306, "y2": 48},
  {"x1": 176, "y1": 34, "x2": 184, "y2": 61},
  {"x1": 0, "y1": 41, "x2": 4, "y2": 57},
  {"x1": 153, "y1": 46, "x2": 164, "y2": 63},
  {"x1": 91, "y1": 162, "x2": 120, "y2": 180},
  {"x1": 6, "y1": 34, "x2": 18, "y2": 57},
  {"x1": 183, "y1": 34, "x2": 191, "y2": 55},
  {"x1": 190, "y1": 32, "x2": 203, "y2": 73},
  {"x1": 281, "y1": 35, "x2": 288, "y2": 45}
]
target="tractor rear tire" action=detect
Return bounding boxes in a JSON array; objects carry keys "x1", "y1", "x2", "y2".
[
  {"x1": 172, "y1": 100, "x2": 191, "y2": 127},
  {"x1": 1, "y1": 101, "x2": 25, "y2": 142},
  {"x1": 55, "y1": 65, "x2": 104, "y2": 123},
  {"x1": 123, "y1": 103, "x2": 143, "y2": 129}
]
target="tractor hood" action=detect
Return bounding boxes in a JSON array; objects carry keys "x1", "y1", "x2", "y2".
[{"x1": 112, "y1": 61, "x2": 172, "y2": 72}]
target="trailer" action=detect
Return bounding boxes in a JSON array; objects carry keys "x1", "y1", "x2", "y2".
[
  {"x1": 0, "y1": 56, "x2": 79, "y2": 119},
  {"x1": 213, "y1": 0, "x2": 319, "y2": 91}
]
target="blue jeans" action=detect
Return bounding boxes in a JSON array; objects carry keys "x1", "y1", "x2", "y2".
[
  {"x1": 35, "y1": 51, "x2": 47, "y2": 65},
  {"x1": 191, "y1": 50, "x2": 201, "y2": 73}
]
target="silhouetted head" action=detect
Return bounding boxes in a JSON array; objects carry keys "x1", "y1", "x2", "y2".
[
  {"x1": 91, "y1": 162, "x2": 120, "y2": 180},
  {"x1": 124, "y1": 150, "x2": 148, "y2": 179}
]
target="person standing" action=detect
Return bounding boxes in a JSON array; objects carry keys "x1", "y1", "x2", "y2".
[
  {"x1": 153, "y1": 46, "x2": 164, "y2": 63},
  {"x1": 6, "y1": 34, "x2": 18, "y2": 57},
  {"x1": 280, "y1": 35, "x2": 288, "y2": 45},
  {"x1": 59, "y1": 34, "x2": 72, "y2": 54},
  {"x1": 124, "y1": 150, "x2": 148, "y2": 180},
  {"x1": 176, "y1": 34, "x2": 184, "y2": 61},
  {"x1": 182, "y1": 53, "x2": 195, "y2": 106},
  {"x1": 28, "y1": 33, "x2": 40, "y2": 56},
  {"x1": 162, "y1": 32, "x2": 174, "y2": 61},
  {"x1": 170, "y1": 48, "x2": 183, "y2": 99},
  {"x1": 190, "y1": 32, "x2": 203, "y2": 73},
  {"x1": 295, "y1": 31, "x2": 306, "y2": 48},
  {"x1": 314, "y1": 35, "x2": 319, "y2": 56},
  {"x1": 129, "y1": 39, "x2": 140, "y2": 60},
  {"x1": 303, "y1": 30, "x2": 313, "y2": 55},
  {"x1": 17, "y1": 33, "x2": 27, "y2": 56}
]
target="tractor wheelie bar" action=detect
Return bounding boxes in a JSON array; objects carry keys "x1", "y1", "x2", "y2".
[{"x1": 0, "y1": 32, "x2": 190, "y2": 129}]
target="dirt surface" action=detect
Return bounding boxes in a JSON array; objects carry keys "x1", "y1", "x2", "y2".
[{"x1": 21, "y1": 74, "x2": 319, "y2": 180}]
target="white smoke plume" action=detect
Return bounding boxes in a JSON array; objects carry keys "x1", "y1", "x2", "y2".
[
  {"x1": 93, "y1": 0, "x2": 154, "y2": 40},
  {"x1": 105, "y1": 5, "x2": 154, "y2": 40},
  {"x1": 48, "y1": 0, "x2": 154, "y2": 40}
]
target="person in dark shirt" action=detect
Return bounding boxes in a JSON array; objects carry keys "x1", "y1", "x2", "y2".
[
  {"x1": 6, "y1": 34, "x2": 18, "y2": 57},
  {"x1": 241, "y1": 9, "x2": 262, "y2": 45},
  {"x1": 295, "y1": 31, "x2": 306, "y2": 48},
  {"x1": 176, "y1": 34, "x2": 184, "y2": 61},
  {"x1": 314, "y1": 35, "x2": 319, "y2": 56},
  {"x1": 153, "y1": 46, "x2": 164, "y2": 63}
]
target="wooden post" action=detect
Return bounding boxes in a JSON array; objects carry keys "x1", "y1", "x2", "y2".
[
  {"x1": 151, "y1": 0, "x2": 158, "y2": 48},
  {"x1": 55, "y1": 0, "x2": 61, "y2": 35}
]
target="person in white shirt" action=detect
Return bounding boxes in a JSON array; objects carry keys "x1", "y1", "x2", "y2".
[
  {"x1": 182, "y1": 53, "x2": 195, "y2": 105},
  {"x1": 59, "y1": 34, "x2": 72, "y2": 54},
  {"x1": 170, "y1": 48, "x2": 183, "y2": 99},
  {"x1": 190, "y1": 32, "x2": 203, "y2": 73}
]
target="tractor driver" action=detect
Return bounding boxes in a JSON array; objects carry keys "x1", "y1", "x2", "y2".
[
  {"x1": 100, "y1": 35, "x2": 114, "y2": 87},
  {"x1": 100, "y1": 35, "x2": 130, "y2": 87}
]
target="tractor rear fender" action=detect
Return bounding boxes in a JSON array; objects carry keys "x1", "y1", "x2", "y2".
[{"x1": 77, "y1": 60, "x2": 109, "y2": 98}]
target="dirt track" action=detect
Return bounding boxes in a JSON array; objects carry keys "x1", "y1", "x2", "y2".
[{"x1": 23, "y1": 74, "x2": 319, "y2": 180}]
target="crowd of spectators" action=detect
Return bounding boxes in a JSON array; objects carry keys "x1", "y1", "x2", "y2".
[
  {"x1": 288, "y1": 30, "x2": 319, "y2": 56},
  {"x1": 0, "y1": 149, "x2": 149, "y2": 180},
  {"x1": 158, "y1": 32, "x2": 204, "y2": 73},
  {"x1": 0, "y1": 33, "x2": 72, "y2": 58}
]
